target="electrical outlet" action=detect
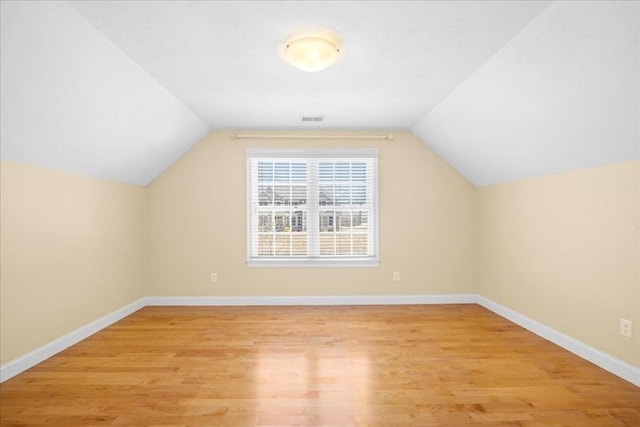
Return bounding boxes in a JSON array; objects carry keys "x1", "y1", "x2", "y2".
[
  {"x1": 620, "y1": 318, "x2": 632, "y2": 338},
  {"x1": 210, "y1": 273, "x2": 218, "y2": 283},
  {"x1": 393, "y1": 272, "x2": 400, "y2": 282}
]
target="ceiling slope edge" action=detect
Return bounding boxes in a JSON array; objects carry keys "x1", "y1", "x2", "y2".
[{"x1": 67, "y1": 0, "x2": 211, "y2": 130}]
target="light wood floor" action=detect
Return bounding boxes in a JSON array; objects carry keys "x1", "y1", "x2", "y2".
[{"x1": 1, "y1": 304, "x2": 638, "y2": 426}]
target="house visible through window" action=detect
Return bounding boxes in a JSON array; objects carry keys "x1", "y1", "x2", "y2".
[{"x1": 247, "y1": 148, "x2": 378, "y2": 267}]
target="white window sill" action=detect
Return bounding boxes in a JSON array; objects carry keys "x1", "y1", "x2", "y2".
[{"x1": 247, "y1": 257, "x2": 379, "y2": 268}]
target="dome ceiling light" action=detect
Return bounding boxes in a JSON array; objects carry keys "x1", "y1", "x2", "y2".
[{"x1": 283, "y1": 35, "x2": 340, "y2": 72}]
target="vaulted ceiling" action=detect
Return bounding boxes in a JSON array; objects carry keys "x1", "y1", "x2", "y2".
[{"x1": 1, "y1": 1, "x2": 638, "y2": 186}]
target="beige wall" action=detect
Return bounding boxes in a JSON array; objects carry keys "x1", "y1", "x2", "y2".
[
  {"x1": 3, "y1": 131, "x2": 638, "y2": 373},
  {"x1": 477, "y1": 160, "x2": 640, "y2": 367},
  {"x1": 0, "y1": 161, "x2": 147, "y2": 364},
  {"x1": 147, "y1": 131, "x2": 476, "y2": 297}
]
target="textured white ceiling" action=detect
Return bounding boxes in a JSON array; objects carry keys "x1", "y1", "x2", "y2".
[
  {"x1": 1, "y1": 1, "x2": 638, "y2": 187},
  {"x1": 69, "y1": 0, "x2": 549, "y2": 130}
]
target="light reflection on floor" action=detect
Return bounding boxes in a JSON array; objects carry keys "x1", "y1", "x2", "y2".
[{"x1": 255, "y1": 347, "x2": 370, "y2": 424}]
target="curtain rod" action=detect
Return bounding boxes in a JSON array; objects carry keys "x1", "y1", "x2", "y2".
[{"x1": 230, "y1": 133, "x2": 395, "y2": 142}]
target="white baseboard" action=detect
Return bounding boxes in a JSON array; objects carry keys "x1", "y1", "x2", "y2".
[
  {"x1": 0, "y1": 298, "x2": 146, "y2": 383},
  {"x1": 476, "y1": 296, "x2": 640, "y2": 387},
  {"x1": 144, "y1": 294, "x2": 477, "y2": 306},
  {"x1": 3, "y1": 294, "x2": 638, "y2": 388}
]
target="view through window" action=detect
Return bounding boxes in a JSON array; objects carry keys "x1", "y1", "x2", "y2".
[{"x1": 247, "y1": 149, "x2": 378, "y2": 267}]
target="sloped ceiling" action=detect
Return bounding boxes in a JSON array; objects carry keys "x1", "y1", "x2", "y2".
[
  {"x1": 413, "y1": 1, "x2": 640, "y2": 186},
  {"x1": 1, "y1": 1, "x2": 638, "y2": 186},
  {"x1": 0, "y1": 1, "x2": 209, "y2": 186}
]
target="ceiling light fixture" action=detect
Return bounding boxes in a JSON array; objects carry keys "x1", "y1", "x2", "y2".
[{"x1": 283, "y1": 35, "x2": 340, "y2": 72}]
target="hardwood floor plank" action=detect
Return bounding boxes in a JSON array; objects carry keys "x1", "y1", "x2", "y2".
[{"x1": 1, "y1": 304, "x2": 638, "y2": 426}]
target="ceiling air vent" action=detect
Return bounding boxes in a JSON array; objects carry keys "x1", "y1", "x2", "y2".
[{"x1": 301, "y1": 116, "x2": 324, "y2": 123}]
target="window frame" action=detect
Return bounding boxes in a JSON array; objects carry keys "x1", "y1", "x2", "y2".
[{"x1": 246, "y1": 148, "x2": 379, "y2": 267}]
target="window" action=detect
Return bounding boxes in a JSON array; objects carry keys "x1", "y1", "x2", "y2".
[{"x1": 247, "y1": 148, "x2": 378, "y2": 267}]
